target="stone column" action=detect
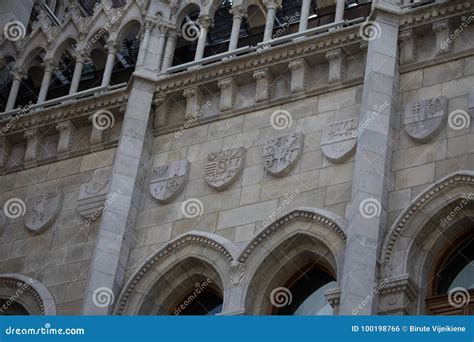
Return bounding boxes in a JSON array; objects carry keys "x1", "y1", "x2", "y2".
[
  {"x1": 37, "y1": 59, "x2": 56, "y2": 104},
  {"x1": 69, "y1": 52, "x2": 88, "y2": 95},
  {"x1": 335, "y1": 0, "x2": 345, "y2": 22},
  {"x1": 289, "y1": 59, "x2": 309, "y2": 93},
  {"x1": 161, "y1": 28, "x2": 178, "y2": 72},
  {"x1": 5, "y1": 69, "x2": 27, "y2": 111},
  {"x1": 253, "y1": 68, "x2": 273, "y2": 102},
  {"x1": 23, "y1": 129, "x2": 40, "y2": 163},
  {"x1": 298, "y1": 0, "x2": 312, "y2": 32},
  {"x1": 137, "y1": 19, "x2": 155, "y2": 68},
  {"x1": 56, "y1": 120, "x2": 76, "y2": 154},
  {"x1": 82, "y1": 76, "x2": 155, "y2": 315},
  {"x1": 339, "y1": 8, "x2": 400, "y2": 315},
  {"x1": 194, "y1": 15, "x2": 213, "y2": 61},
  {"x1": 154, "y1": 24, "x2": 168, "y2": 72},
  {"x1": 217, "y1": 77, "x2": 238, "y2": 111},
  {"x1": 101, "y1": 40, "x2": 119, "y2": 87},
  {"x1": 228, "y1": 6, "x2": 247, "y2": 51},
  {"x1": 326, "y1": 48, "x2": 345, "y2": 84},
  {"x1": 263, "y1": 0, "x2": 281, "y2": 42},
  {"x1": 153, "y1": 96, "x2": 170, "y2": 127}
]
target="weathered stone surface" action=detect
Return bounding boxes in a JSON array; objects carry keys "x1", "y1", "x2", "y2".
[
  {"x1": 205, "y1": 147, "x2": 245, "y2": 190},
  {"x1": 150, "y1": 159, "x2": 189, "y2": 203},
  {"x1": 263, "y1": 132, "x2": 304, "y2": 177}
]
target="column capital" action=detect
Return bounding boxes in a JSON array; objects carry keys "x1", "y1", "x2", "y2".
[
  {"x1": 23, "y1": 128, "x2": 39, "y2": 141},
  {"x1": 42, "y1": 58, "x2": 57, "y2": 73},
  {"x1": 229, "y1": 5, "x2": 247, "y2": 20},
  {"x1": 105, "y1": 40, "x2": 120, "y2": 54},
  {"x1": 263, "y1": 0, "x2": 282, "y2": 10},
  {"x1": 144, "y1": 18, "x2": 156, "y2": 30},
  {"x1": 432, "y1": 19, "x2": 450, "y2": 33},
  {"x1": 10, "y1": 68, "x2": 28, "y2": 81},
  {"x1": 197, "y1": 15, "x2": 214, "y2": 30},
  {"x1": 325, "y1": 48, "x2": 343, "y2": 61}
]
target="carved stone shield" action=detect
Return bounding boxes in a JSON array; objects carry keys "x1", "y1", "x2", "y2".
[
  {"x1": 321, "y1": 118, "x2": 358, "y2": 163},
  {"x1": 263, "y1": 132, "x2": 304, "y2": 177},
  {"x1": 77, "y1": 180, "x2": 110, "y2": 219},
  {"x1": 404, "y1": 96, "x2": 447, "y2": 142},
  {"x1": 205, "y1": 147, "x2": 245, "y2": 190},
  {"x1": 24, "y1": 191, "x2": 63, "y2": 232},
  {"x1": 150, "y1": 159, "x2": 190, "y2": 203}
]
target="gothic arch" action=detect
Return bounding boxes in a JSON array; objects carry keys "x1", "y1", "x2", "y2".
[
  {"x1": 379, "y1": 171, "x2": 474, "y2": 314},
  {"x1": 0, "y1": 274, "x2": 56, "y2": 315},
  {"x1": 239, "y1": 208, "x2": 348, "y2": 315},
  {"x1": 115, "y1": 231, "x2": 237, "y2": 315},
  {"x1": 174, "y1": 2, "x2": 202, "y2": 26}
]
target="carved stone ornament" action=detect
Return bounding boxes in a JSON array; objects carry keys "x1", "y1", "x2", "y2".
[
  {"x1": 77, "y1": 180, "x2": 110, "y2": 219},
  {"x1": 205, "y1": 147, "x2": 245, "y2": 191},
  {"x1": 321, "y1": 118, "x2": 358, "y2": 163},
  {"x1": 404, "y1": 96, "x2": 447, "y2": 142},
  {"x1": 263, "y1": 132, "x2": 304, "y2": 177},
  {"x1": 150, "y1": 159, "x2": 190, "y2": 203},
  {"x1": 24, "y1": 191, "x2": 63, "y2": 233}
]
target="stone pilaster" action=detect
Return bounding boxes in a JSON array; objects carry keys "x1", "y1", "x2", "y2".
[
  {"x1": 153, "y1": 95, "x2": 170, "y2": 128},
  {"x1": 89, "y1": 115, "x2": 104, "y2": 146},
  {"x1": 433, "y1": 19, "x2": 452, "y2": 55},
  {"x1": 183, "y1": 87, "x2": 202, "y2": 120},
  {"x1": 289, "y1": 59, "x2": 309, "y2": 93},
  {"x1": 0, "y1": 136, "x2": 11, "y2": 170},
  {"x1": 326, "y1": 48, "x2": 346, "y2": 84},
  {"x1": 399, "y1": 29, "x2": 417, "y2": 64},
  {"x1": 23, "y1": 129, "x2": 40, "y2": 164},
  {"x1": 56, "y1": 120, "x2": 76, "y2": 154},
  {"x1": 217, "y1": 77, "x2": 238, "y2": 112},
  {"x1": 253, "y1": 68, "x2": 273, "y2": 102}
]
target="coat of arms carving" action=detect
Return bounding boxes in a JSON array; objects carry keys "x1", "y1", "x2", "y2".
[
  {"x1": 77, "y1": 180, "x2": 110, "y2": 219},
  {"x1": 321, "y1": 118, "x2": 358, "y2": 163},
  {"x1": 205, "y1": 147, "x2": 245, "y2": 190},
  {"x1": 150, "y1": 159, "x2": 190, "y2": 203},
  {"x1": 24, "y1": 191, "x2": 63, "y2": 232},
  {"x1": 404, "y1": 96, "x2": 447, "y2": 142},
  {"x1": 263, "y1": 132, "x2": 304, "y2": 177}
]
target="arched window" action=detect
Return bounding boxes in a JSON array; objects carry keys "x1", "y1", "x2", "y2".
[
  {"x1": 274, "y1": 264, "x2": 336, "y2": 315},
  {"x1": 173, "y1": 286, "x2": 223, "y2": 316},
  {"x1": 427, "y1": 233, "x2": 474, "y2": 315},
  {"x1": 0, "y1": 300, "x2": 29, "y2": 315}
]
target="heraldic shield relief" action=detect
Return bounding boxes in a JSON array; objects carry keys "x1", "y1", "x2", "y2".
[
  {"x1": 263, "y1": 132, "x2": 304, "y2": 177},
  {"x1": 404, "y1": 96, "x2": 447, "y2": 142},
  {"x1": 205, "y1": 147, "x2": 245, "y2": 191},
  {"x1": 25, "y1": 191, "x2": 63, "y2": 233},
  {"x1": 150, "y1": 159, "x2": 190, "y2": 203},
  {"x1": 321, "y1": 118, "x2": 358, "y2": 163}
]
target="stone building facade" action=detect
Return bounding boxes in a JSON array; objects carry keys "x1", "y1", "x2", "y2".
[{"x1": 0, "y1": 0, "x2": 473, "y2": 316}]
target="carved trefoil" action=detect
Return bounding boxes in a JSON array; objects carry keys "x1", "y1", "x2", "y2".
[
  {"x1": 263, "y1": 132, "x2": 304, "y2": 177},
  {"x1": 321, "y1": 118, "x2": 358, "y2": 163},
  {"x1": 403, "y1": 96, "x2": 447, "y2": 142},
  {"x1": 150, "y1": 159, "x2": 189, "y2": 203},
  {"x1": 77, "y1": 180, "x2": 110, "y2": 219},
  {"x1": 24, "y1": 191, "x2": 63, "y2": 233},
  {"x1": 205, "y1": 147, "x2": 245, "y2": 190}
]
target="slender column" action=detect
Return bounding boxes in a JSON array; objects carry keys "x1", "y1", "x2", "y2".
[
  {"x1": 263, "y1": 0, "x2": 281, "y2": 42},
  {"x1": 228, "y1": 6, "x2": 247, "y2": 51},
  {"x1": 155, "y1": 25, "x2": 168, "y2": 71},
  {"x1": 298, "y1": 0, "x2": 312, "y2": 32},
  {"x1": 69, "y1": 51, "x2": 88, "y2": 95},
  {"x1": 335, "y1": 0, "x2": 345, "y2": 22},
  {"x1": 101, "y1": 40, "x2": 118, "y2": 87},
  {"x1": 137, "y1": 19, "x2": 155, "y2": 68},
  {"x1": 37, "y1": 59, "x2": 56, "y2": 104},
  {"x1": 161, "y1": 28, "x2": 178, "y2": 72},
  {"x1": 194, "y1": 15, "x2": 213, "y2": 61},
  {"x1": 5, "y1": 69, "x2": 27, "y2": 111}
]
